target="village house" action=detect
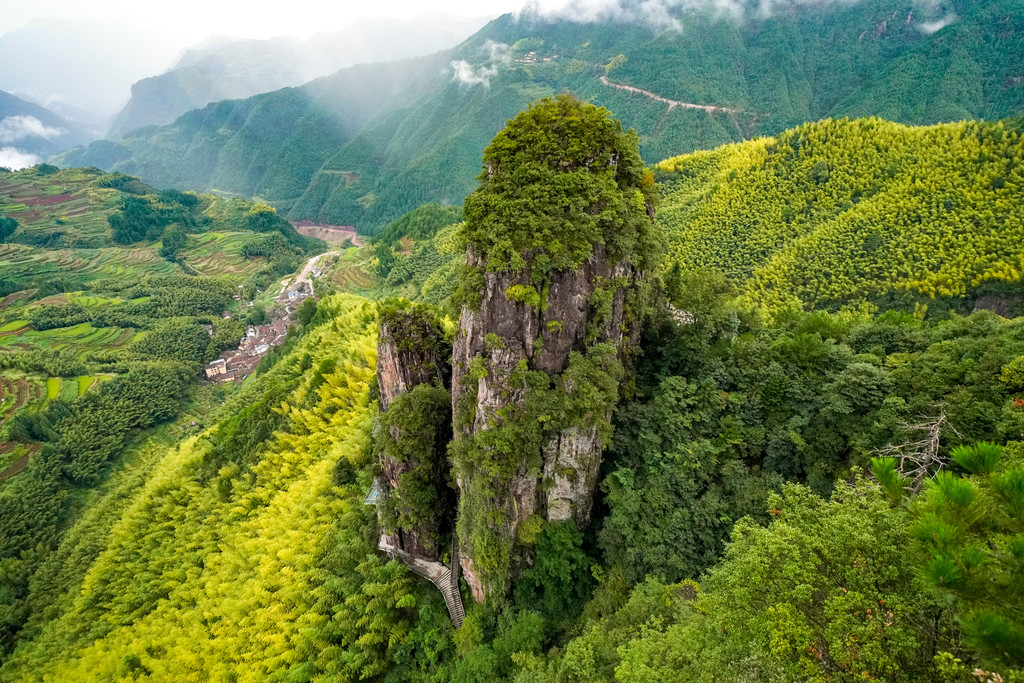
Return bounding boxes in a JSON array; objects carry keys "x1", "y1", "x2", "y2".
[{"x1": 205, "y1": 359, "x2": 227, "y2": 378}]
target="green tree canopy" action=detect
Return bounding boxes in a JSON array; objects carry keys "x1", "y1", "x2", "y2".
[{"x1": 462, "y1": 94, "x2": 659, "y2": 282}]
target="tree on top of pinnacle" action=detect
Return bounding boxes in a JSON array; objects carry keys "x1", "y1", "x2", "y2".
[{"x1": 461, "y1": 94, "x2": 659, "y2": 283}]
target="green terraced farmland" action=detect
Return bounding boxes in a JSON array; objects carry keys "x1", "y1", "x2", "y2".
[
  {"x1": 65, "y1": 294, "x2": 126, "y2": 308},
  {"x1": 0, "y1": 167, "x2": 119, "y2": 246},
  {"x1": 0, "y1": 323, "x2": 136, "y2": 355},
  {"x1": 41, "y1": 376, "x2": 90, "y2": 402},
  {"x1": 0, "y1": 244, "x2": 176, "y2": 291},
  {"x1": 181, "y1": 232, "x2": 261, "y2": 276}
]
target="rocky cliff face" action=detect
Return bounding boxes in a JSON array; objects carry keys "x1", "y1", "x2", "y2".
[
  {"x1": 452, "y1": 244, "x2": 639, "y2": 515},
  {"x1": 377, "y1": 312, "x2": 446, "y2": 412},
  {"x1": 375, "y1": 303, "x2": 454, "y2": 562},
  {"x1": 451, "y1": 245, "x2": 645, "y2": 601},
  {"x1": 443, "y1": 94, "x2": 662, "y2": 600}
]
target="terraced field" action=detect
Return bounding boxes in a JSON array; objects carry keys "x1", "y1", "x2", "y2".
[
  {"x1": 0, "y1": 442, "x2": 39, "y2": 480},
  {"x1": 321, "y1": 248, "x2": 382, "y2": 296},
  {"x1": 0, "y1": 375, "x2": 41, "y2": 421},
  {"x1": 182, "y1": 232, "x2": 261, "y2": 275},
  {"x1": 0, "y1": 372, "x2": 106, "y2": 479},
  {"x1": 5, "y1": 323, "x2": 138, "y2": 353},
  {"x1": 64, "y1": 293, "x2": 126, "y2": 308},
  {"x1": 46, "y1": 375, "x2": 99, "y2": 401},
  {"x1": 0, "y1": 167, "x2": 117, "y2": 245},
  {"x1": 0, "y1": 243, "x2": 176, "y2": 291}
]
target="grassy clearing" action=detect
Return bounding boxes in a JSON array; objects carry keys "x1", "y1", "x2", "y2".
[{"x1": 77, "y1": 375, "x2": 95, "y2": 394}]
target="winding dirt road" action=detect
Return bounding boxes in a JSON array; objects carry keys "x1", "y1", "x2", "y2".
[{"x1": 600, "y1": 75, "x2": 751, "y2": 115}]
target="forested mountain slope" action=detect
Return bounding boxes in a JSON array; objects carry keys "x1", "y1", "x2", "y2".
[
  {"x1": 0, "y1": 91, "x2": 92, "y2": 166},
  {"x1": 58, "y1": 0, "x2": 1024, "y2": 234},
  {"x1": 60, "y1": 56, "x2": 447, "y2": 211},
  {"x1": 656, "y1": 116, "x2": 1024, "y2": 315},
  {"x1": 0, "y1": 295, "x2": 402, "y2": 681},
  {"x1": 836, "y1": 0, "x2": 1024, "y2": 123},
  {"x1": 107, "y1": 14, "x2": 491, "y2": 139},
  {"x1": 3, "y1": 99, "x2": 1024, "y2": 682}
]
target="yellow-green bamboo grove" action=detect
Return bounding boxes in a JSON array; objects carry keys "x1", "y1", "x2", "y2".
[
  {"x1": 656, "y1": 117, "x2": 1024, "y2": 313},
  {"x1": 0, "y1": 294, "x2": 419, "y2": 682}
]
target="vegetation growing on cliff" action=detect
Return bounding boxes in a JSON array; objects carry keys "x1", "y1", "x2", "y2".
[
  {"x1": 374, "y1": 300, "x2": 456, "y2": 556},
  {"x1": 451, "y1": 95, "x2": 660, "y2": 598},
  {"x1": 377, "y1": 383, "x2": 456, "y2": 552}
]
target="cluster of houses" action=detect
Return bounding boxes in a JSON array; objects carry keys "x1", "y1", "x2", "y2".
[
  {"x1": 515, "y1": 52, "x2": 559, "y2": 64},
  {"x1": 203, "y1": 281, "x2": 313, "y2": 383}
]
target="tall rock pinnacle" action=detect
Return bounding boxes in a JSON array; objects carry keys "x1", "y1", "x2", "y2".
[{"x1": 450, "y1": 95, "x2": 661, "y2": 600}]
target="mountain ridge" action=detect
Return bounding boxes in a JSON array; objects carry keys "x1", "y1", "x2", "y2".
[
  {"x1": 106, "y1": 13, "x2": 493, "y2": 139},
  {"x1": 57, "y1": 0, "x2": 1024, "y2": 235}
]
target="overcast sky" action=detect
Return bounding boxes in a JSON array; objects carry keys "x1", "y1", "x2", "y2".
[{"x1": 0, "y1": 0, "x2": 524, "y2": 43}]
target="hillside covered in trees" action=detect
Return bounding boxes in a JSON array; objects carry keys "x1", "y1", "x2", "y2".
[
  {"x1": 1, "y1": 96, "x2": 1022, "y2": 683},
  {"x1": 57, "y1": 0, "x2": 1024, "y2": 233},
  {"x1": 656, "y1": 115, "x2": 1024, "y2": 316}
]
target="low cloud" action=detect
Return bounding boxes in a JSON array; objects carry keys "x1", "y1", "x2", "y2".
[
  {"x1": 0, "y1": 116, "x2": 65, "y2": 144},
  {"x1": 485, "y1": 39, "x2": 511, "y2": 64},
  {"x1": 518, "y1": 0, "x2": 950, "y2": 32},
  {"x1": 451, "y1": 60, "x2": 500, "y2": 88},
  {"x1": 451, "y1": 40, "x2": 510, "y2": 89},
  {"x1": 918, "y1": 13, "x2": 956, "y2": 34},
  {"x1": 519, "y1": 0, "x2": 687, "y2": 32},
  {"x1": 0, "y1": 147, "x2": 41, "y2": 170}
]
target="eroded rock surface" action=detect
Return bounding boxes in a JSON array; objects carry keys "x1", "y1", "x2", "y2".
[
  {"x1": 451, "y1": 246, "x2": 645, "y2": 599},
  {"x1": 375, "y1": 304, "x2": 454, "y2": 563},
  {"x1": 377, "y1": 316, "x2": 444, "y2": 411}
]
